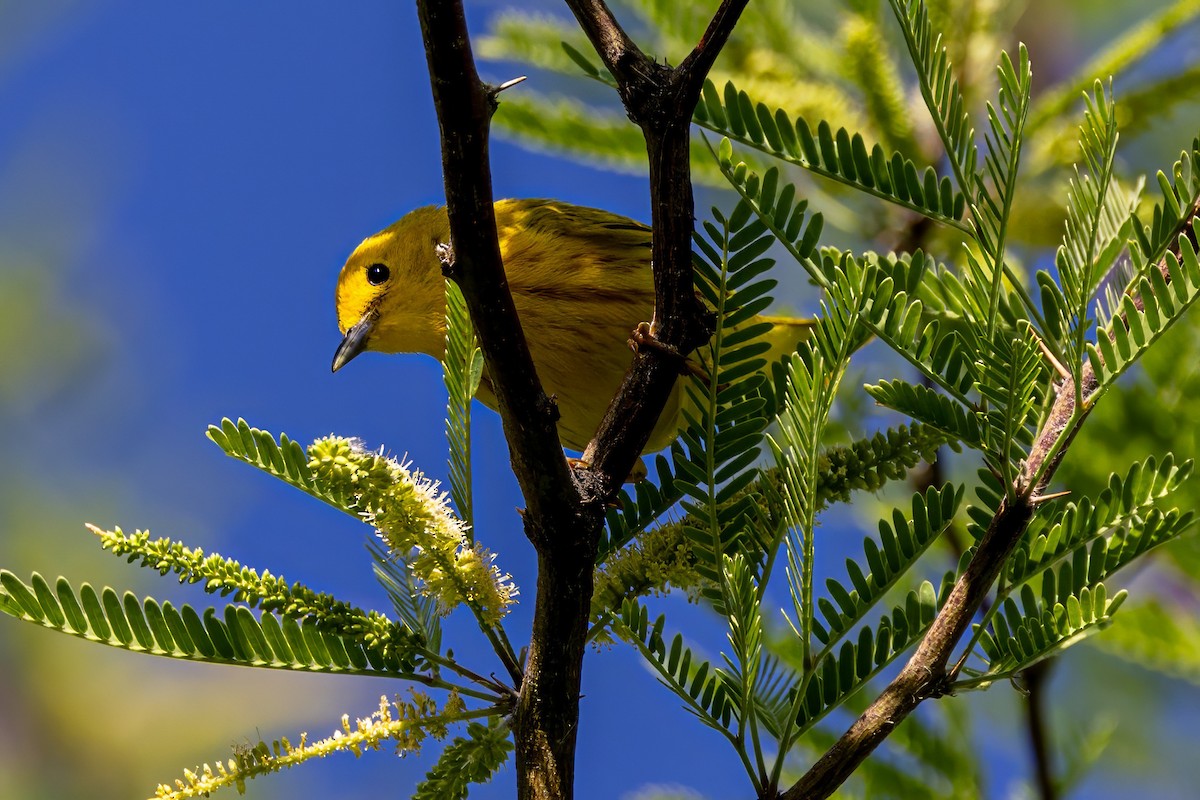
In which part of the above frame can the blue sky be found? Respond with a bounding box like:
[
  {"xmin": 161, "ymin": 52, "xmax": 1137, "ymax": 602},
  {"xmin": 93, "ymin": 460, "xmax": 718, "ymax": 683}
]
[{"xmin": 3, "ymin": 2, "xmax": 1200, "ymax": 799}]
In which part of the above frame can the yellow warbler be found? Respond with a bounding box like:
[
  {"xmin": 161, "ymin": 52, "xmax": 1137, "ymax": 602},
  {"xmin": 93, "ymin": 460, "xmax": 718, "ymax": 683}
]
[{"xmin": 332, "ymin": 199, "xmax": 812, "ymax": 453}]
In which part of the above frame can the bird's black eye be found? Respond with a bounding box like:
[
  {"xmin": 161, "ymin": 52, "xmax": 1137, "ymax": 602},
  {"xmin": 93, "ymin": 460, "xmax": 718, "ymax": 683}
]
[{"xmin": 366, "ymin": 263, "xmax": 390, "ymax": 285}]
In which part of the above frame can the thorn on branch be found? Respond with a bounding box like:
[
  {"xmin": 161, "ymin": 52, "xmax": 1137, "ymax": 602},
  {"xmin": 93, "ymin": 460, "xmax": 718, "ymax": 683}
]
[
  {"xmin": 1032, "ymin": 331, "xmax": 1071, "ymax": 381},
  {"xmin": 485, "ymin": 75, "xmax": 527, "ymax": 113},
  {"xmin": 494, "ymin": 75, "xmax": 528, "ymax": 93},
  {"xmin": 1031, "ymin": 489, "xmax": 1071, "ymax": 505}
]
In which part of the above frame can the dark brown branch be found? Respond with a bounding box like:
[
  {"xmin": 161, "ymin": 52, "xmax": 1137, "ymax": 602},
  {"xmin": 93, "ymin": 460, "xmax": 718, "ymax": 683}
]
[
  {"xmin": 561, "ymin": 0, "xmax": 647, "ymax": 89},
  {"xmin": 1023, "ymin": 660, "xmax": 1058, "ymax": 800},
  {"xmin": 415, "ymin": 1, "xmax": 582, "ymax": 542},
  {"xmin": 415, "ymin": 3, "xmax": 602, "ymax": 797},
  {"xmin": 567, "ymin": 0, "xmax": 750, "ymax": 501},
  {"xmin": 675, "ymin": 0, "xmax": 750, "ymax": 94}
]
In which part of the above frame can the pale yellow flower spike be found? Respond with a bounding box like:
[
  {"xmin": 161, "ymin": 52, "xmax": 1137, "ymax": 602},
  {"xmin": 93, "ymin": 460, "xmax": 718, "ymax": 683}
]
[
  {"xmin": 306, "ymin": 436, "xmax": 516, "ymax": 623},
  {"xmin": 153, "ymin": 692, "xmax": 479, "ymax": 800}
]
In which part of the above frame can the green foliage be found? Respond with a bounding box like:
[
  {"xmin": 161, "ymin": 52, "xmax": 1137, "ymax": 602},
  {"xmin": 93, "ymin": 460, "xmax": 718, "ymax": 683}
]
[
  {"xmin": 88, "ymin": 525, "xmax": 426, "ymax": 665},
  {"xmin": 674, "ymin": 201, "xmax": 812, "ymax": 606},
  {"xmin": 592, "ymin": 422, "xmax": 951, "ymax": 616},
  {"xmin": 599, "ymin": 450, "xmax": 683, "ymax": 560},
  {"xmin": 0, "ymin": 571, "xmax": 417, "ymax": 677},
  {"xmin": 1090, "ymin": 217, "xmax": 1200, "ymax": 396},
  {"xmin": 1004, "ymin": 456, "xmax": 1194, "ymax": 592},
  {"xmin": 885, "ymin": 0, "xmax": 977, "ymax": 193},
  {"xmin": 789, "ymin": 576, "xmax": 952, "ymax": 736},
  {"xmin": 209, "ymin": 419, "xmax": 516, "ymax": 626},
  {"xmin": 695, "ymin": 80, "xmax": 968, "ymax": 228},
  {"xmin": 612, "ymin": 598, "xmax": 734, "ymax": 735},
  {"xmin": 1041, "ymin": 80, "xmax": 1130, "ymax": 375},
  {"xmin": 443, "ymin": 278, "xmax": 482, "ymax": 528},
  {"xmin": 959, "ymin": 456, "xmax": 1196, "ymax": 684},
  {"xmin": 152, "ymin": 693, "xmax": 490, "ymax": 800},
  {"xmin": 369, "ymin": 538, "xmax": 443, "ymax": 654},
  {"xmin": 1129, "ymin": 141, "xmax": 1200, "ymax": 270},
  {"xmin": 969, "ymin": 326, "xmax": 1044, "ymax": 487},
  {"xmin": 813, "ymin": 484, "xmax": 962, "ymax": 654},
  {"xmin": 713, "ymin": 149, "xmax": 828, "ymax": 289},
  {"xmin": 413, "ymin": 717, "xmax": 513, "ymax": 800},
  {"xmin": 865, "ymin": 379, "xmax": 985, "ymax": 452},
  {"xmin": 972, "ymin": 582, "xmax": 1126, "ymax": 681},
  {"xmin": 585, "ymin": 1, "xmax": 1199, "ymax": 793},
  {"xmin": 968, "ymin": 45, "xmax": 1032, "ymax": 331}
]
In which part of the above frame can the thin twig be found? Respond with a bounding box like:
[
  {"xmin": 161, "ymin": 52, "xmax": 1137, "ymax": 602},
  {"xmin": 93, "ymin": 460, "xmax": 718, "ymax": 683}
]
[
  {"xmin": 1023, "ymin": 659, "xmax": 1059, "ymax": 800},
  {"xmin": 562, "ymin": 0, "xmax": 646, "ymax": 88},
  {"xmin": 566, "ymin": 0, "xmax": 751, "ymax": 501}
]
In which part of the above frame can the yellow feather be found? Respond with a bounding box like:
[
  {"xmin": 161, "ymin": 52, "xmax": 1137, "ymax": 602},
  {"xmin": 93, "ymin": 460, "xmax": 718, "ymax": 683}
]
[{"xmin": 333, "ymin": 199, "xmax": 813, "ymax": 453}]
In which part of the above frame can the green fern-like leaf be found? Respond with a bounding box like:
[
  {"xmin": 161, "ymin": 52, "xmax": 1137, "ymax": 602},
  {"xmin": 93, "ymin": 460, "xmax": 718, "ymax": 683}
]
[
  {"xmin": 1005, "ymin": 455, "xmax": 1194, "ymax": 591},
  {"xmin": 612, "ymin": 599, "xmax": 734, "ymax": 735},
  {"xmin": 840, "ymin": 9, "xmax": 918, "ymax": 156},
  {"xmin": 599, "ymin": 451, "xmax": 682, "ymax": 560},
  {"xmin": 967, "ymin": 46, "xmax": 1032, "ymax": 331},
  {"xmin": 444, "ymin": 279, "xmax": 481, "ymax": 528},
  {"xmin": 962, "ymin": 457, "xmax": 1194, "ymax": 684},
  {"xmin": 813, "ymin": 484, "xmax": 962, "ymax": 658},
  {"xmin": 969, "ymin": 325, "xmax": 1044, "ymax": 486},
  {"xmin": 765, "ymin": 270, "xmax": 871, "ymax": 783},
  {"xmin": 848, "ymin": 251, "xmax": 977, "ymax": 402},
  {"xmin": 885, "ymin": 0, "xmax": 977, "ymax": 194},
  {"xmin": 206, "ymin": 418, "xmax": 325, "ymax": 503},
  {"xmin": 368, "ymin": 538, "xmax": 443, "ymax": 654},
  {"xmin": 412, "ymin": 717, "xmax": 513, "ymax": 800},
  {"xmin": 1046, "ymin": 79, "xmax": 1130, "ymax": 372},
  {"xmin": 792, "ymin": 576, "xmax": 954, "ymax": 736},
  {"xmin": 697, "ymin": 80, "xmax": 967, "ymax": 230},
  {"xmin": 592, "ymin": 423, "xmax": 952, "ymax": 614},
  {"xmin": 711, "ymin": 148, "xmax": 827, "ymax": 288},
  {"xmin": 1089, "ymin": 221, "xmax": 1200, "ymax": 395},
  {"xmin": 675, "ymin": 203, "xmax": 792, "ymax": 605},
  {"xmin": 0, "ymin": 571, "xmax": 420, "ymax": 677},
  {"xmin": 970, "ymin": 582, "xmax": 1127, "ymax": 681},
  {"xmin": 719, "ymin": 552, "xmax": 769, "ymax": 789},
  {"xmin": 1128, "ymin": 140, "xmax": 1200, "ymax": 270},
  {"xmin": 865, "ymin": 378, "xmax": 984, "ymax": 451}
]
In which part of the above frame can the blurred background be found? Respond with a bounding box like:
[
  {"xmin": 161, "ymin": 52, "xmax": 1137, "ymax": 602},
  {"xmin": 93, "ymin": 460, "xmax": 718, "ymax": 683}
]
[{"xmin": 1, "ymin": 1, "xmax": 1199, "ymax": 799}]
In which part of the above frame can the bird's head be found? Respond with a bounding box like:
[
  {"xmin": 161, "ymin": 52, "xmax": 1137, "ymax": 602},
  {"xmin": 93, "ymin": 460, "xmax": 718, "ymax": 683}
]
[{"xmin": 332, "ymin": 206, "xmax": 451, "ymax": 372}]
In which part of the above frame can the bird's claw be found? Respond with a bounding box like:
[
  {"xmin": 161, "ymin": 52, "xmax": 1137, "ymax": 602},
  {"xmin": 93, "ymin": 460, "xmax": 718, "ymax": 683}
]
[
  {"xmin": 567, "ymin": 456, "xmax": 646, "ymax": 490},
  {"xmin": 628, "ymin": 322, "xmax": 707, "ymax": 379}
]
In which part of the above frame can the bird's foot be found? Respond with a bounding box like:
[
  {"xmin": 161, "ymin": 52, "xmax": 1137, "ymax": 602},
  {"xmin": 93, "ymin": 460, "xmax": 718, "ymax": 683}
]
[
  {"xmin": 567, "ymin": 456, "xmax": 647, "ymax": 488},
  {"xmin": 628, "ymin": 322, "xmax": 708, "ymax": 380}
]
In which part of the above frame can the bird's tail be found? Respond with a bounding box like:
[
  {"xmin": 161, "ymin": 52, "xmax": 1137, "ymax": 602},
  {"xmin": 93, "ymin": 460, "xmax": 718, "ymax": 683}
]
[{"xmin": 758, "ymin": 315, "xmax": 818, "ymax": 363}]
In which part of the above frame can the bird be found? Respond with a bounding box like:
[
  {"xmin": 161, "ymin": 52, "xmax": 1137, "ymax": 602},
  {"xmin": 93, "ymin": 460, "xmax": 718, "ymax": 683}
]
[{"xmin": 332, "ymin": 198, "xmax": 813, "ymax": 454}]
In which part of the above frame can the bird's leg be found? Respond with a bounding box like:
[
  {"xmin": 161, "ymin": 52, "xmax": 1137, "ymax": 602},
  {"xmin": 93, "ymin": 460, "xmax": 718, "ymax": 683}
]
[
  {"xmin": 628, "ymin": 322, "xmax": 709, "ymax": 381},
  {"xmin": 566, "ymin": 457, "xmax": 645, "ymax": 490}
]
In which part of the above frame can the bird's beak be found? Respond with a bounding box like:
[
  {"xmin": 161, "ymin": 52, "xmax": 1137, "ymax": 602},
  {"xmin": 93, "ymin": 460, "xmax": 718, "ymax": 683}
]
[{"xmin": 332, "ymin": 316, "xmax": 375, "ymax": 372}]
